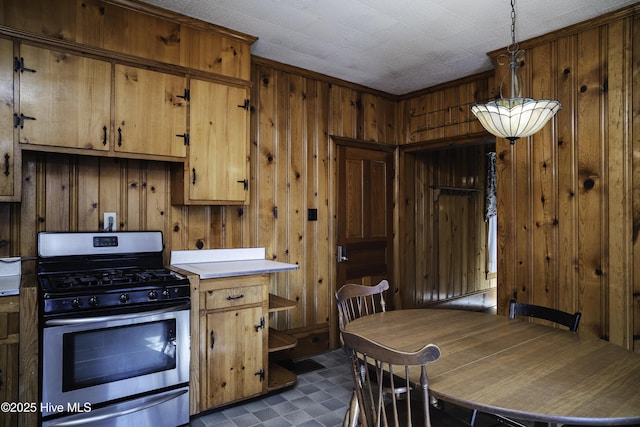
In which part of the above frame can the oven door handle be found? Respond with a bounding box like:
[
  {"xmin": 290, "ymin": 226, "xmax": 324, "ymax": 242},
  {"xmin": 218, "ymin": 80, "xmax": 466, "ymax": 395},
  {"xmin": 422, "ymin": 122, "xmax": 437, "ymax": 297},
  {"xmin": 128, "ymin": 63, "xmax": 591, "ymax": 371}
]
[
  {"xmin": 43, "ymin": 387, "xmax": 188, "ymax": 426},
  {"xmin": 44, "ymin": 303, "xmax": 190, "ymax": 326}
]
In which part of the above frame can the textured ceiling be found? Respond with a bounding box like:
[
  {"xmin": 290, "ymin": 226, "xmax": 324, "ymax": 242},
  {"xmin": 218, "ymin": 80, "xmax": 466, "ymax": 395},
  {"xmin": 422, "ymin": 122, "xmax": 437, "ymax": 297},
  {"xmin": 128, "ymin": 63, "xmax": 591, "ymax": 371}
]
[{"xmin": 139, "ymin": 0, "xmax": 638, "ymax": 95}]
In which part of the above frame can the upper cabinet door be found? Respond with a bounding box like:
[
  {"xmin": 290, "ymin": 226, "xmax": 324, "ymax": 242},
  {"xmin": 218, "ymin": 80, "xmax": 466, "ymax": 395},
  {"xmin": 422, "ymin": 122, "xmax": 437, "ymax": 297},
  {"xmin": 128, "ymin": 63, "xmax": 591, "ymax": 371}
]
[
  {"xmin": 114, "ymin": 65, "xmax": 187, "ymax": 158},
  {"xmin": 188, "ymin": 79, "xmax": 249, "ymax": 204},
  {"xmin": 17, "ymin": 44, "xmax": 111, "ymax": 151},
  {"xmin": 0, "ymin": 38, "xmax": 18, "ymax": 200}
]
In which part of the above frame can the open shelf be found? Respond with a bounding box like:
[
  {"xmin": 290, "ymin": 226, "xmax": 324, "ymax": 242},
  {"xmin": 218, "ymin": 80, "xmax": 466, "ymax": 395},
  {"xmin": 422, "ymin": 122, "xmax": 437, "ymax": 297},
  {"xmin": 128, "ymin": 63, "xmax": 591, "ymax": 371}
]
[
  {"xmin": 267, "ymin": 361, "xmax": 297, "ymax": 391},
  {"xmin": 269, "ymin": 328, "xmax": 298, "ymax": 352},
  {"xmin": 269, "ymin": 294, "xmax": 297, "ymax": 313}
]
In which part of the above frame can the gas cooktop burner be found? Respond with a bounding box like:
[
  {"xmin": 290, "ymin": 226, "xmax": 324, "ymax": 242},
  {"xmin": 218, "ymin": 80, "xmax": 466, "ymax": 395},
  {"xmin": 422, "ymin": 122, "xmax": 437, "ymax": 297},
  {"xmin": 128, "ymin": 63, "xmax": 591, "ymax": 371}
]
[
  {"xmin": 36, "ymin": 231, "xmax": 191, "ymax": 316},
  {"xmin": 41, "ymin": 268, "xmax": 186, "ymax": 291}
]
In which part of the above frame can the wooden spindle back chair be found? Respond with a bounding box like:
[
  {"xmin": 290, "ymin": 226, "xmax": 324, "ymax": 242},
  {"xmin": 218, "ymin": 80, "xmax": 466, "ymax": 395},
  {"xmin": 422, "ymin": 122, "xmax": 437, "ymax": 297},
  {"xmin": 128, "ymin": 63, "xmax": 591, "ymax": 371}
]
[
  {"xmin": 336, "ymin": 280, "xmax": 389, "ymax": 330},
  {"xmin": 341, "ymin": 329, "xmax": 442, "ymax": 427}
]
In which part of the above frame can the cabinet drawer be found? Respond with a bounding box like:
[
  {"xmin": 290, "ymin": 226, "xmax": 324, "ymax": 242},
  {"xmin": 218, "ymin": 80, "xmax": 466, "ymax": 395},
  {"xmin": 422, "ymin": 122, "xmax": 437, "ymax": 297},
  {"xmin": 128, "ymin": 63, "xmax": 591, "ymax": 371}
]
[{"xmin": 203, "ymin": 285, "xmax": 263, "ymax": 310}]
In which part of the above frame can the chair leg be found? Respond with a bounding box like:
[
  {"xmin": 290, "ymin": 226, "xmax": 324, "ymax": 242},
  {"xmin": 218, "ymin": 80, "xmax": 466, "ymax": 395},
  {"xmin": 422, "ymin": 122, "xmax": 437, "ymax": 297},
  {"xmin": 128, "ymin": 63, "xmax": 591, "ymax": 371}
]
[
  {"xmin": 470, "ymin": 409, "xmax": 478, "ymax": 426},
  {"xmin": 343, "ymin": 390, "xmax": 360, "ymax": 427}
]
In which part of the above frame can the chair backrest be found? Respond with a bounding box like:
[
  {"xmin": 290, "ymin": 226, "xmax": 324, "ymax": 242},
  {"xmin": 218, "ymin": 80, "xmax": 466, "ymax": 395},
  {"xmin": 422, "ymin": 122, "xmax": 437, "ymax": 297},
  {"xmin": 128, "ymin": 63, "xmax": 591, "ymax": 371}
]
[
  {"xmin": 341, "ymin": 330, "xmax": 441, "ymax": 427},
  {"xmin": 508, "ymin": 299, "xmax": 581, "ymax": 332},
  {"xmin": 336, "ymin": 280, "xmax": 389, "ymax": 330}
]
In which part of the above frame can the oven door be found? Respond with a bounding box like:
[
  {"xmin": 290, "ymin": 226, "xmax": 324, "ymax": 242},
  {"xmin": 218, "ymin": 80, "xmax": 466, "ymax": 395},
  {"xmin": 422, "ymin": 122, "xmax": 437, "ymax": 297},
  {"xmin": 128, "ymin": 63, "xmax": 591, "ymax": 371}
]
[{"xmin": 41, "ymin": 303, "xmax": 190, "ymax": 418}]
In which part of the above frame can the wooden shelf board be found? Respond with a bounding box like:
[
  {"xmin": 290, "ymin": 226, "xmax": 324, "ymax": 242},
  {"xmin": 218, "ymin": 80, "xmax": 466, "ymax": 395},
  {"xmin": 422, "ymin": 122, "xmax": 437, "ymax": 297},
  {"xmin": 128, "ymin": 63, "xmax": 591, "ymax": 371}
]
[
  {"xmin": 267, "ymin": 361, "xmax": 297, "ymax": 391},
  {"xmin": 269, "ymin": 294, "xmax": 296, "ymax": 313},
  {"xmin": 269, "ymin": 328, "xmax": 298, "ymax": 352}
]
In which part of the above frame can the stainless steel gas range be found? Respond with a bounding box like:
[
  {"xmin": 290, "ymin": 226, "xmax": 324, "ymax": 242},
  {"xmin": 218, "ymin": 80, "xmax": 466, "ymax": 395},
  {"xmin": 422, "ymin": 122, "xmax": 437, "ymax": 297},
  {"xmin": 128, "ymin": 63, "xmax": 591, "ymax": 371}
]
[{"xmin": 36, "ymin": 231, "xmax": 190, "ymax": 427}]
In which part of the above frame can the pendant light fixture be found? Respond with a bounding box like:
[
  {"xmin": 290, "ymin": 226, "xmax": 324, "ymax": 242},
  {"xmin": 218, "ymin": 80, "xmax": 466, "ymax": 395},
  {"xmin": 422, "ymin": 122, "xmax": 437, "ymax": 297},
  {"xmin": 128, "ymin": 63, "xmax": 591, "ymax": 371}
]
[{"xmin": 471, "ymin": 0, "xmax": 561, "ymax": 144}]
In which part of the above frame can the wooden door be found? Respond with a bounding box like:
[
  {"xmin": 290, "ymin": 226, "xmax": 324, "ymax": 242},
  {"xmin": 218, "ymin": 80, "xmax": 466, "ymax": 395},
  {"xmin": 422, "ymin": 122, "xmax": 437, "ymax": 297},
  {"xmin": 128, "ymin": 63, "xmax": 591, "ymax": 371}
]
[
  {"xmin": 336, "ymin": 142, "xmax": 394, "ymax": 310},
  {"xmin": 202, "ymin": 306, "xmax": 264, "ymax": 409},
  {"xmin": 188, "ymin": 79, "xmax": 249, "ymax": 203},
  {"xmin": 114, "ymin": 65, "xmax": 187, "ymax": 158},
  {"xmin": 18, "ymin": 44, "xmax": 111, "ymax": 151},
  {"xmin": 0, "ymin": 38, "xmax": 18, "ymax": 200}
]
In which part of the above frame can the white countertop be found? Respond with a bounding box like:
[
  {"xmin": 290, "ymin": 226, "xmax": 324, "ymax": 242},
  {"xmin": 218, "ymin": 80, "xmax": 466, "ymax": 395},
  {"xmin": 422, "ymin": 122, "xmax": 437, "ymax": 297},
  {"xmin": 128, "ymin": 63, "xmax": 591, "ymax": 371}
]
[
  {"xmin": 0, "ymin": 257, "xmax": 21, "ymax": 296},
  {"xmin": 170, "ymin": 248, "xmax": 299, "ymax": 279}
]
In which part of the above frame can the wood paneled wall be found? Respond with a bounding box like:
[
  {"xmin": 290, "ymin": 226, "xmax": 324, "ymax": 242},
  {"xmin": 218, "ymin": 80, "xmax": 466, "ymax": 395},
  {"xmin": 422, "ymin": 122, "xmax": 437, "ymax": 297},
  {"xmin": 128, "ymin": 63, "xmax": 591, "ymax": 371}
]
[
  {"xmin": 248, "ymin": 59, "xmax": 397, "ymax": 334},
  {"xmin": 494, "ymin": 7, "xmax": 640, "ymax": 349}
]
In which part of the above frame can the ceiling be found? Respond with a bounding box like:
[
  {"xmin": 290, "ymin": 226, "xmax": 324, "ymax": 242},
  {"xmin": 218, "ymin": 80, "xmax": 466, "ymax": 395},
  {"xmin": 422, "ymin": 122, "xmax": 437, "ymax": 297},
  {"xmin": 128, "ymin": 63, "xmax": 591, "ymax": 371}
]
[{"xmin": 139, "ymin": 0, "xmax": 638, "ymax": 95}]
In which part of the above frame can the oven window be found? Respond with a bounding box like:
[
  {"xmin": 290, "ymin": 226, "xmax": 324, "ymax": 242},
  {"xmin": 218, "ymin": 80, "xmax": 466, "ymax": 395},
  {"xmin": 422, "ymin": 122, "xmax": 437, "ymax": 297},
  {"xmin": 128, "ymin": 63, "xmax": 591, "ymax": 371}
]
[{"xmin": 62, "ymin": 320, "xmax": 177, "ymax": 392}]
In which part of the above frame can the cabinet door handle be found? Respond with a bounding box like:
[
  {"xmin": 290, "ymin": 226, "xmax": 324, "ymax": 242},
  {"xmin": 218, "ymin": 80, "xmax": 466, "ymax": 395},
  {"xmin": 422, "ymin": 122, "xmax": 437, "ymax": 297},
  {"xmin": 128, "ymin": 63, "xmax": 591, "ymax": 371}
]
[
  {"xmin": 117, "ymin": 127, "xmax": 122, "ymax": 146},
  {"xmin": 102, "ymin": 126, "xmax": 107, "ymax": 146},
  {"xmin": 4, "ymin": 154, "xmax": 9, "ymax": 176},
  {"xmin": 192, "ymin": 168, "xmax": 196, "ymax": 185},
  {"xmin": 237, "ymin": 179, "xmax": 248, "ymax": 190},
  {"xmin": 210, "ymin": 330, "xmax": 215, "ymax": 349}
]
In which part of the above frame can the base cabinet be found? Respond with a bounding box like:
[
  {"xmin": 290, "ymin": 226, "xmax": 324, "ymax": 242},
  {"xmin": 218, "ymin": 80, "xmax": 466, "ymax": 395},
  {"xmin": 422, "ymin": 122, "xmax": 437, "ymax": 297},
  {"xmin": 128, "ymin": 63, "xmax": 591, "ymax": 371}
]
[
  {"xmin": 190, "ymin": 274, "xmax": 268, "ymax": 415},
  {"xmin": 187, "ymin": 273, "xmax": 300, "ymax": 415}
]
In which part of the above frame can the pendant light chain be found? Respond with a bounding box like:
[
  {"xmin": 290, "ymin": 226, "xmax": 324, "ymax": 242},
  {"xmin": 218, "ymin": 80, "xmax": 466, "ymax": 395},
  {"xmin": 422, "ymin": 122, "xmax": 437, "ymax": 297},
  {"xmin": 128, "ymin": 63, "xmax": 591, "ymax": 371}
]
[{"xmin": 508, "ymin": 0, "xmax": 518, "ymax": 54}]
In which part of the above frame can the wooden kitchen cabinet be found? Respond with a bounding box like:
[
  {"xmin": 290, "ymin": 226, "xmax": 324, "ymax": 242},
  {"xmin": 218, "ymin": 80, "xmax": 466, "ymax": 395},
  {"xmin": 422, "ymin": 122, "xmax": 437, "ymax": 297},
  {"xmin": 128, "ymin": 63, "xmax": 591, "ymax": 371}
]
[
  {"xmin": 114, "ymin": 65, "xmax": 187, "ymax": 158},
  {"xmin": 0, "ymin": 37, "xmax": 19, "ymax": 201},
  {"xmin": 192, "ymin": 275, "xmax": 268, "ymax": 413},
  {"xmin": 172, "ymin": 79, "xmax": 250, "ymax": 205},
  {"xmin": 16, "ymin": 44, "xmax": 111, "ymax": 152},
  {"xmin": 16, "ymin": 44, "xmax": 188, "ymax": 160},
  {"xmin": 0, "ymin": 296, "xmax": 19, "ymax": 427}
]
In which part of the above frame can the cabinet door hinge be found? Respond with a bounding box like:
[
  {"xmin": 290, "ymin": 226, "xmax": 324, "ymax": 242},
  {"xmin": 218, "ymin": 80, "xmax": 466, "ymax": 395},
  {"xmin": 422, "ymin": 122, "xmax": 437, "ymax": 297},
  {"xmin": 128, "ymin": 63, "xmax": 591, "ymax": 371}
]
[
  {"xmin": 237, "ymin": 99, "xmax": 249, "ymax": 110},
  {"xmin": 177, "ymin": 89, "xmax": 190, "ymax": 102},
  {"xmin": 254, "ymin": 316, "xmax": 265, "ymax": 332},
  {"xmin": 13, "ymin": 113, "xmax": 36, "ymax": 128},
  {"xmin": 255, "ymin": 369, "xmax": 265, "ymax": 382},
  {"xmin": 13, "ymin": 57, "xmax": 36, "ymax": 73},
  {"xmin": 176, "ymin": 133, "xmax": 190, "ymax": 145},
  {"xmin": 236, "ymin": 179, "xmax": 248, "ymax": 190}
]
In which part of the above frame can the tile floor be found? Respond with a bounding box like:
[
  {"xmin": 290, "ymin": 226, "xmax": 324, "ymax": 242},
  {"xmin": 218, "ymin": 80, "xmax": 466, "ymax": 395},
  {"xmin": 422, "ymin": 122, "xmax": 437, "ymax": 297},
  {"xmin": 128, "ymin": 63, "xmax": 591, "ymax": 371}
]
[{"xmin": 190, "ymin": 349, "xmax": 354, "ymax": 427}]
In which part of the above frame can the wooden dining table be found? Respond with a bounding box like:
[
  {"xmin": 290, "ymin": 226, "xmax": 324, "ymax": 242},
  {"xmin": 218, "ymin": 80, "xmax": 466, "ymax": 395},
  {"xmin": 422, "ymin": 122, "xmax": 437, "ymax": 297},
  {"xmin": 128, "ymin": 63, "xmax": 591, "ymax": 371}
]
[{"xmin": 343, "ymin": 308, "xmax": 640, "ymax": 426}]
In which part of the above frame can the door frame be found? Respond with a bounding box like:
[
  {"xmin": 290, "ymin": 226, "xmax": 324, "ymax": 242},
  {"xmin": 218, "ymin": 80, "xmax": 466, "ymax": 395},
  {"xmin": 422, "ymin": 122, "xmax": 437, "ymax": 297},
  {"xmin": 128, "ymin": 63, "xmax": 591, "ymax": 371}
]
[{"xmin": 329, "ymin": 135, "xmax": 397, "ymax": 348}]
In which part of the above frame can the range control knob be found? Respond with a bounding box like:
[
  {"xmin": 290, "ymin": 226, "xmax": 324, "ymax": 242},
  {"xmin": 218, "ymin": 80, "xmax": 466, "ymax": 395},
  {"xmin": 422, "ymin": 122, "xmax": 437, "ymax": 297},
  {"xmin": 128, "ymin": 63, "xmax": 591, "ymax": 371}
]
[
  {"xmin": 72, "ymin": 298, "xmax": 82, "ymax": 309},
  {"xmin": 162, "ymin": 289, "xmax": 171, "ymax": 299},
  {"xmin": 88, "ymin": 296, "xmax": 99, "ymax": 307},
  {"xmin": 148, "ymin": 290, "xmax": 158, "ymax": 300},
  {"xmin": 119, "ymin": 293, "xmax": 130, "ymax": 304}
]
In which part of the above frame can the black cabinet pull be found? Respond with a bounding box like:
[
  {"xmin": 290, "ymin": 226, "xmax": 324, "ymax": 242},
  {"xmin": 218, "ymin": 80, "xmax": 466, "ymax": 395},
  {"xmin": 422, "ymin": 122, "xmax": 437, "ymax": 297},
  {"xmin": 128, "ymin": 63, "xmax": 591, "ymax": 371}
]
[
  {"xmin": 226, "ymin": 294, "xmax": 244, "ymax": 301},
  {"xmin": 237, "ymin": 99, "xmax": 249, "ymax": 110},
  {"xmin": 192, "ymin": 168, "xmax": 196, "ymax": 185},
  {"xmin": 117, "ymin": 127, "xmax": 122, "ymax": 146},
  {"xmin": 3, "ymin": 154, "xmax": 9, "ymax": 176},
  {"xmin": 237, "ymin": 179, "xmax": 248, "ymax": 190},
  {"xmin": 210, "ymin": 330, "xmax": 215, "ymax": 349},
  {"xmin": 102, "ymin": 126, "xmax": 107, "ymax": 146}
]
